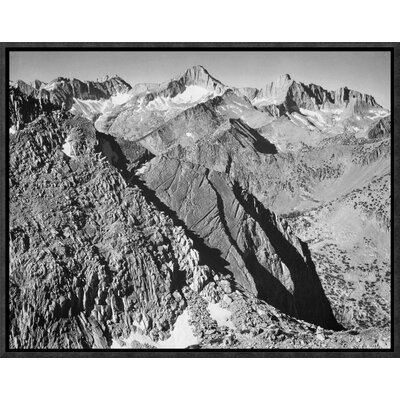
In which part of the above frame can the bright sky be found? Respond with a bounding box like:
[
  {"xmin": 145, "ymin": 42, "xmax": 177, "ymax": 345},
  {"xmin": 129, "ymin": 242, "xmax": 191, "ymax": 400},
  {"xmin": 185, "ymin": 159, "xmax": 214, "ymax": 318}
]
[{"xmin": 10, "ymin": 51, "xmax": 391, "ymax": 109}]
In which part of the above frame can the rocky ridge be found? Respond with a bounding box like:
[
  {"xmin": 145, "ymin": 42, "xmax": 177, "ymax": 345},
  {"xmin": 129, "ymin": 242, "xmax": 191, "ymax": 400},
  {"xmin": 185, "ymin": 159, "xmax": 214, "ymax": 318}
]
[
  {"xmin": 10, "ymin": 76, "xmax": 132, "ymax": 128},
  {"xmin": 252, "ymin": 73, "xmax": 380, "ymax": 115},
  {"xmin": 9, "ymin": 114, "xmax": 221, "ymax": 348}
]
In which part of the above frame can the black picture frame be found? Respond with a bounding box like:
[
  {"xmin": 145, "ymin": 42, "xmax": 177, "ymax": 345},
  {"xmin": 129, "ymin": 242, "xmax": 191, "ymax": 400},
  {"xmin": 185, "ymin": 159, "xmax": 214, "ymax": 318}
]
[{"xmin": 1, "ymin": 42, "xmax": 398, "ymax": 358}]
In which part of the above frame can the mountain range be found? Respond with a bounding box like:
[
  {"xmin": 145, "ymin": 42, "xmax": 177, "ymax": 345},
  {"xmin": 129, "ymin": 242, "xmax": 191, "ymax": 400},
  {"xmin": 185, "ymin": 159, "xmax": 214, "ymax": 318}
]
[{"xmin": 8, "ymin": 65, "xmax": 391, "ymax": 349}]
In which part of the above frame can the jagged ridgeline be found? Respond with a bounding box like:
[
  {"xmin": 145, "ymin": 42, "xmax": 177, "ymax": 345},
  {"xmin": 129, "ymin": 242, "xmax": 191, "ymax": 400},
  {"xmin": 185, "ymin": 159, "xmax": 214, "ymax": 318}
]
[{"xmin": 9, "ymin": 66, "xmax": 391, "ymax": 349}]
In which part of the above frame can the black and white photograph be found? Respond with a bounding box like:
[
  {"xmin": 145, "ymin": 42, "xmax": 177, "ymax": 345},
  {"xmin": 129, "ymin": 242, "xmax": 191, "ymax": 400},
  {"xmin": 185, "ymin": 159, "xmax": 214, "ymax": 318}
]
[{"xmin": 4, "ymin": 47, "xmax": 394, "ymax": 352}]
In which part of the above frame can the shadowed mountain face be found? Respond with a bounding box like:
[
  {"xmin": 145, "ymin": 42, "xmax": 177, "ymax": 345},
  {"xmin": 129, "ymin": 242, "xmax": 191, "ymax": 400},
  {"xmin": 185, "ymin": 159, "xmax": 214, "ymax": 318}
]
[
  {"xmin": 9, "ymin": 86, "xmax": 61, "ymax": 129},
  {"xmin": 141, "ymin": 154, "xmax": 341, "ymax": 330},
  {"xmin": 9, "ymin": 65, "xmax": 391, "ymax": 349}
]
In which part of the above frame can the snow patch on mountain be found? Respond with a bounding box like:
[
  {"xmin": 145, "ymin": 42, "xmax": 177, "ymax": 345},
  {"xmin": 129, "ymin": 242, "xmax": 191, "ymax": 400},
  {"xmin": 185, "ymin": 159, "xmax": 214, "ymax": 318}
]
[
  {"xmin": 207, "ymin": 302, "xmax": 235, "ymax": 329},
  {"xmin": 157, "ymin": 310, "xmax": 198, "ymax": 348},
  {"xmin": 367, "ymin": 109, "xmax": 390, "ymax": 120},
  {"xmin": 111, "ymin": 309, "xmax": 198, "ymax": 349},
  {"xmin": 111, "ymin": 92, "xmax": 132, "ymax": 105},
  {"xmin": 172, "ymin": 85, "xmax": 213, "ymax": 104},
  {"xmin": 300, "ymin": 108, "xmax": 326, "ymax": 124},
  {"xmin": 71, "ymin": 98, "xmax": 108, "ymax": 116},
  {"xmin": 62, "ymin": 137, "xmax": 75, "ymax": 158},
  {"xmin": 136, "ymin": 163, "xmax": 151, "ymax": 175},
  {"xmin": 42, "ymin": 81, "xmax": 59, "ymax": 91},
  {"xmin": 252, "ymin": 97, "xmax": 279, "ymax": 107},
  {"xmin": 291, "ymin": 112, "xmax": 310, "ymax": 126},
  {"xmin": 71, "ymin": 93, "xmax": 133, "ymax": 119}
]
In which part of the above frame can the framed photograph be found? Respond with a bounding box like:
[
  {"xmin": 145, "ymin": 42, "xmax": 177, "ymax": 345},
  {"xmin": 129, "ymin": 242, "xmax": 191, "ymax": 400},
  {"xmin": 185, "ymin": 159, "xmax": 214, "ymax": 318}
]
[{"xmin": 1, "ymin": 43, "xmax": 397, "ymax": 357}]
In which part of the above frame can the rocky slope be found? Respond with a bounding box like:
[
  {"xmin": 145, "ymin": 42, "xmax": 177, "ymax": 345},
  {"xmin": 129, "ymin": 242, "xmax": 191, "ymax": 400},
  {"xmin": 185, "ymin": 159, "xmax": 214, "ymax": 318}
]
[
  {"xmin": 9, "ymin": 113, "xmax": 222, "ymax": 348},
  {"xmin": 8, "ymin": 112, "xmax": 356, "ymax": 349},
  {"xmin": 283, "ymin": 159, "xmax": 390, "ymax": 329}
]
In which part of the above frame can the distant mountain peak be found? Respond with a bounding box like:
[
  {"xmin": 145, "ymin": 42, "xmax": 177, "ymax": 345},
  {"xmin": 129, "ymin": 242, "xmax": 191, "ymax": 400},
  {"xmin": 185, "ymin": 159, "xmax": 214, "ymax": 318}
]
[
  {"xmin": 147, "ymin": 64, "xmax": 228, "ymax": 101},
  {"xmin": 278, "ymin": 73, "xmax": 292, "ymax": 81},
  {"xmin": 251, "ymin": 72, "xmax": 383, "ymax": 115},
  {"xmin": 252, "ymin": 73, "xmax": 294, "ymax": 107},
  {"xmin": 98, "ymin": 74, "xmax": 126, "ymax": 83},
  {"xmin": 178, "ymin": 65, "xmax": 225, "ymax": 90},
  {"xmin": 181, "ymin": 65, "xmax": 210, "ymax": 77},
  {"xmin": 186, "ymin": 64, "xmax": 208, "ymax": 73},
  {"xmin": 270, "ymin": 73, "xmax": 293, "ymax": 87}
]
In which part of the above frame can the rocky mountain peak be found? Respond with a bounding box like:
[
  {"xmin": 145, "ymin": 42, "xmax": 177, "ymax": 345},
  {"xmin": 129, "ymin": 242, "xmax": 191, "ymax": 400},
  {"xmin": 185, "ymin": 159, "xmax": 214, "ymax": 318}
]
[
  {"xmin": 49, "ymin": 76, "xmax": 69, "ymax": 85},
  {"xmin": 97, "ymin": 74, "xmax": 129, "ymax": 85},
  {"xmin": 277, "ymin": 73, "xmax": 292, "ymax": 84},
  {"xmin": 140, "ymin": 65, "xmax": 227, "ymax": 103},
  {"xmin": 178, "ymin": 65, "xmax": 226, "ymax": 92},
  {"xmin": 33, "ymin": 79, "xmax": 43, "ymax": 89},
  {"xmin": 13, "ymin": 80, "xmax": 37, "ymax": 97},
  {"xmin": 270, "ymin": 73, "xmax": 293, "ymax": 87},
  {"xmin": 252, "ymin": 72, "xmax": 383, "ymax": 118},
  {"xmin": 333, "ymin": 86, "xmax": 379, "ymax": 108},
  {"xmin": 181, "ymin": 65, "xmax": 212, "ymax": 80},
  {"xmin": 253, "ymin": 73, "xmax": 294, "ymax": 106}
]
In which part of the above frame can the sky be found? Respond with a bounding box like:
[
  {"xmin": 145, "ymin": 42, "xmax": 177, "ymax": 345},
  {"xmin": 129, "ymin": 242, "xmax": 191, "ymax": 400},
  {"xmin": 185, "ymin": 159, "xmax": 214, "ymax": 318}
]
[{"xmin": 10, "ymin": 51, "xmax": 391, "ymax": 109}]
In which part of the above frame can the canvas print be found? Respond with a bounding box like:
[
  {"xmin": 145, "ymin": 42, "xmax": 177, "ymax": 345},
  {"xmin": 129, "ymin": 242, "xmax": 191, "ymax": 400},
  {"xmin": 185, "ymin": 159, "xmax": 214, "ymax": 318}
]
[{"xmin": 8, "ymin": 50, "xmax": 392, "ymax": 350}]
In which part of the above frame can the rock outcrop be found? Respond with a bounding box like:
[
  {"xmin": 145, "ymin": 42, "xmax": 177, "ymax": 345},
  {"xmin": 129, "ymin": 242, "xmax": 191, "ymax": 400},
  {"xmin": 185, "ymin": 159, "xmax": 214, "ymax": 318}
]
[
  {"xmin": 367, "ymin": 115, "xmax": 391, "ymax": 139},
  {"xmin": 9, "ymin": 85, "xmax": 61, "ymax": 129}
]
